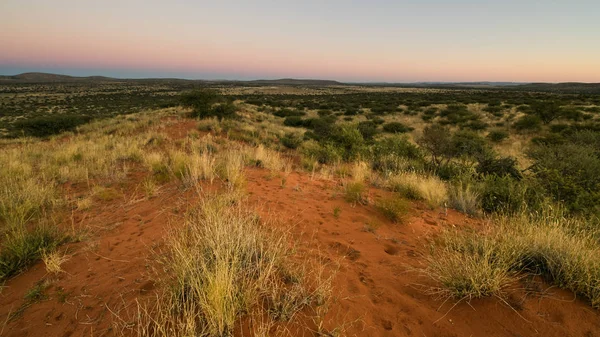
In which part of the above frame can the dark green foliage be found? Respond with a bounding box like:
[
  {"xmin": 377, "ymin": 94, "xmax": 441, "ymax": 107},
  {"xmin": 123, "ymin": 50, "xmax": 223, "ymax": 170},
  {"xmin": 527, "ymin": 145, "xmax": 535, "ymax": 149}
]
[
  {"xmin": 463, "ymin": 120, "xmax": 489, "ymax": 131},
  {"xmin": 514, "ymin": 114, "xmax": 542, "ymax": 131},
  {"xmin": 528, "ymin": 101, "xmax": 562, "ymax": 124},
  {"xmin": 283, "ymin": 116, "xmax": 305, "ymax": 127},
  {"xmin": 306, "ymin": 116, "xmax": 337, "ymax": 139},
  {"xmin": 301, "ymin": 142, "xmax": 342, "ymax": 164},
  {"xmin": 480, "ymin": 175, "xmax": 545, "ymax": 214},
  {"xmin": 550, "ymin": 124, "xmax": 570, "ymax": 133},
  {"xmin": 273, "ymin": 108, "xmax": 305, "ymax": 117},
  {"xmin": 439, "ymin": 104, "xmax": 481, "ymax": 126},
  {"xmin": 382, "ymin": 122, "xmax": 413, "ymax": 134},
  {"xmin": 13, "ymin": 114, "xmax": 92, "ymax": 137},
  {"xmin": 476, "ymin": 156, "xmax": 522, "ymax": 180},
  {"xmin": 528, "ymin": 132, "xmax": 600, "ymax": 215},
  {"xmin": 371, "ymin": 135, "xmax": 424, "ymax": 172},
  {"xmin": 180, "ymin": 89, "xmax": 218, "ymax": 116},
  {"xmin": 487, "ymin": 130, "xmax": 509, "ymax": 142},
  {"xmin": 280, "ymin": 133, "xmax": 303, "ymax": 149},
  {"xmin": 330, "ymin": 124, "xmax": 366, "ymax": 161},
  {"xmin": 417, "ymin": 124, "xmax": 453, "ymax": 167},
  {"xmin": 0, "ymin": 226, "xmax": 65, "ymax": 281},
  {"xmin": 180, "ymin": 89, "xmax": 238, "ymax": 120},
  {"xmin": 357, "ymin": 121, "xmax": 379, "ymax": 140},
  {"xmin": 449, "ymin": 130, "xmax": 490, "ymax": 163}
]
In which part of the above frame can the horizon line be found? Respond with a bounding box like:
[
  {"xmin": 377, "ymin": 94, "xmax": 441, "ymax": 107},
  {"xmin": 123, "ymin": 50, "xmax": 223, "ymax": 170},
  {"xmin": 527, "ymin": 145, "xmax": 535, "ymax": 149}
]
[{"xmin": 2, "ymin": 71, "xmax": 583, "ymax": 85}]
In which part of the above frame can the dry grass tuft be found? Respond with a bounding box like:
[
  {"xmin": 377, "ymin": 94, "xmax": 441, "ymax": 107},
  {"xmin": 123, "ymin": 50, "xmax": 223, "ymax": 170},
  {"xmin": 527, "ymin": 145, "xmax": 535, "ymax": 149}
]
[
  {"xmin": 42, "ymin": 250, "xmax": 69, "ymax": 274},
  {"xmin": 125, "ymin": 192, "xmax": 332, "ymax": 336},
  {"xmin": 375, "ymin": 196, "xmax": 410, "ymax": 223},
  {"xmin": 422, "ymin": 209, "xmax": 600, "ymax": 307},
  {"xmin": 448, "ymin": 181, "xmax": 480, "ymax": 216},
  {"xmin": 388, "ymin": 171, "xmax": 447, "ymax": 209}
]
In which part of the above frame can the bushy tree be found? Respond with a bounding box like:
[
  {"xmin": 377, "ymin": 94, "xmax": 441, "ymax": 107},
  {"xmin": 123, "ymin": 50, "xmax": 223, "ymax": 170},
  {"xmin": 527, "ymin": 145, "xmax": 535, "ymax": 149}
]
[{"xmin": 180, "ymin": 89, "xmax": 237, "ymax": 119}]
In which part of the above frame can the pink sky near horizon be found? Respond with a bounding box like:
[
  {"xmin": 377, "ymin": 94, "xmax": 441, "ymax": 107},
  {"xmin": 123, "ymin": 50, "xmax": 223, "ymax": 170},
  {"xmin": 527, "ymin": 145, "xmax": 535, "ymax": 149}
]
[{"xmin": 2, "ymin": 1, "xmax": 599, "ymax": 82}]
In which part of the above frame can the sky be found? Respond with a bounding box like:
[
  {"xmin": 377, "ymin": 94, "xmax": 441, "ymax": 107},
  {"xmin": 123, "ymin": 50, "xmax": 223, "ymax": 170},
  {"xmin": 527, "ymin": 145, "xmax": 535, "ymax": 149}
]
[{"xmin": 1, "ymin": 0, "xmax": 599, "ymax": 83}]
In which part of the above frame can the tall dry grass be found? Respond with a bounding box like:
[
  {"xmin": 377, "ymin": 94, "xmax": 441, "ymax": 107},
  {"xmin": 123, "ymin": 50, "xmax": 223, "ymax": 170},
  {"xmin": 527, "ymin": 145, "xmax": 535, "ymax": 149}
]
[
  {"xmin": 423, "ymin": 208, "xmax": 600, "ymax": 307},
  {"xmin": 129, "ymin": 192, "xmax": 332, "ymax": 336},
  {"xmin": 387, "ymin": 171, "xmax": 448, "ymax": 209}
]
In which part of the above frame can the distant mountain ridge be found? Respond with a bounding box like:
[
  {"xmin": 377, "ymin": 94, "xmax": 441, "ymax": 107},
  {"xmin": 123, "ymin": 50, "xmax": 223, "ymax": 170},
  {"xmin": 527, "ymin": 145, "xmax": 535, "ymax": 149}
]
[
  {"xmin": 0, "ymin": 72, "xmax": 116, "ymax": 82},
  {"xmin": 1, "ymin": 72, "xmax": 599, "ymax": 94},
  {"xmin": 0, "ymin": 73, "xmax": 341, "ymax": 85}
]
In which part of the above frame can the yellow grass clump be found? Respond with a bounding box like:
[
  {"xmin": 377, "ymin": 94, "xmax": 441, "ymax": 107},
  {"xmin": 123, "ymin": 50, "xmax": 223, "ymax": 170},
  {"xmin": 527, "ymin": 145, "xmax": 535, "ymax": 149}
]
[{"xmin": 387, "ymin": 171, "xmax": 448, "ymax": 209}]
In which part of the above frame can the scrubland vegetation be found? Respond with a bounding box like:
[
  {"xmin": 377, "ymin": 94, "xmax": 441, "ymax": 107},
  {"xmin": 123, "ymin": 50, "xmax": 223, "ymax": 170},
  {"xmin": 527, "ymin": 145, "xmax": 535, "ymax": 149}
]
[{"xmin": 1, "ymin": 81, "xmax": 600, "ymax": 335}]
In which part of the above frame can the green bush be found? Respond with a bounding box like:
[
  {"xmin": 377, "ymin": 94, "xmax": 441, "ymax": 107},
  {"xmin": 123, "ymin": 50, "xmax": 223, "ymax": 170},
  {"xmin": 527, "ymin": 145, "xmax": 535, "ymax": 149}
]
[
  {"xmin": 487, "ymin": 130, "xmax": 509, "ymax": 142},
  {"xmin": 280, "ymin": 133, "xmax": 303, "ymax": 149},
  {"xmin": 514, "ymin": 114, "xmax": 542, "ymax": 131},
  {"xmin": 357, "ymin": 121, "xmax": 379, "ymax": 140},
  {"xmin": 273, "ymin": 108, "xmax": 305, "ymax": 117},
  {"xmin": 528, "ymin": 135, "xmax": 600, "ymax": 215},
  {"xmin": 476, "ymin": 156, "xmax": 522, "ymax": 180},
  {"xmin": 382, "ymin": 122, "xmax": 413, "ymax": 133},
  {"xmin": 300, "ymin": 141, "xmax": 342, "ymax": 164},
  {"xmin": 331, "ymin": 124, "xmax": 366, "ymax": 161},
  {"xmin": 13, "ymin": 114, "xmax": 92, "ymax": 137},
  {"xmin": 479, "ymin": 175, "xmax": 542, "ymax": 214},
  {"xmin": 371, "ymin": 136, "xmax": 424, "ymax": 172},
  {"xmin": 283, "ymin": 116, "xmax": 305, "ymax": 127},
  {"xmin": 180, "ymin": 90, "xmax": 237, "ymax": 119}
]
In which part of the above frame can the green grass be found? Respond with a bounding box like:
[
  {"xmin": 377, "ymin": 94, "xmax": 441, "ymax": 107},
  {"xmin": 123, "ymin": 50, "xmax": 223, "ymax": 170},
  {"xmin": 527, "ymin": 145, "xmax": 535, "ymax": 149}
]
[{"xmin": 0, "ymin": 225, "xmax": 66, "ymax": 281}]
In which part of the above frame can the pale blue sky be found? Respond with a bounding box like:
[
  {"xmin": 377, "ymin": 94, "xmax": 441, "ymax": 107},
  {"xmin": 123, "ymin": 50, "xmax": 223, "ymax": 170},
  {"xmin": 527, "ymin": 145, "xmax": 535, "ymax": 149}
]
[{"xmin": 1, "ymin": 0, "xmax": 599, "ymax": 82}]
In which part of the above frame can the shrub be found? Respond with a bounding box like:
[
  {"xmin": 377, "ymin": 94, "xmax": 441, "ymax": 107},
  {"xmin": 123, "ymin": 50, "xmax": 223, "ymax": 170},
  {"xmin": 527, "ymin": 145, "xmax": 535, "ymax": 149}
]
[
  {"xmin": 330, "ymin": 124, "xmax": 366, "ymax": 161},
  {"xmin": 283, "ymin": 116, "xmax": 305, "ymax": 127},
  {"xmin": 280, "ymin": 133, "xmax": 303, "ymax": 149},
  {"xmin": 478, "ymin": 175, "xmax": 541, "ymax": 214},
  {"xmin": 357, "ymin": 121, "xmax": 379, "ymax": 141},
  {"xmin": 344, "ymin": 181, "xmax": 367, "ymax": 204},
  {"xmin": 487, "ymin": 130, "xmax": 509, "ymax": 142},
  {"xmin": 300, "ymin": 140, "xmax": 341, "ymax": 164},
  {"xmin": 514, "ymin": 115, "xmax": 542, "ymax": 131},
  {"xmin": 476, "ymin": 156, "xmax": 522, "ymax": 180},
  {"xmin": 13, "ymin": 114, "xmax": 92, "ymax": 137},
  {"xmin": 181, "ymin": 90, "xmax": 237, "ymax": 119},
  {"xmin": 375, "ymin": 196, "xmax": 410, "ymax": 223},
  {"xmin": 382, "ymin": 122, "xmax": 413, "ymax": 134},
  {"xmin": 273, "ymin": 108, "xmax": 305, "ymax": 117},
  {"xmin": 527, "ymin": 137, "xmax": 600, "ymax": 215}
]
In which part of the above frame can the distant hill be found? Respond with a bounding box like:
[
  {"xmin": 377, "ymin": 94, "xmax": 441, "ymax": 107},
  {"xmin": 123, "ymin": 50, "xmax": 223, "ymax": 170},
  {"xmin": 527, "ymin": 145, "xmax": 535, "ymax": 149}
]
[
  {"xmin": 514, "ymin": 82, "xmax": 600, "ymax": 94},
  {"xmin": 246, "ymin": 78, "xmax": 342, "ymax": 86},
  {"xmin": 0, "ymin": 73, "xmax": 341, "ymax": 86},
  {"xmin": 0, "ymin": 72, "xmax": 116, "ymax": 82},
  {"xmin": 2, "ymin": 72, "xmax": 600, "ymax": 94}
]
